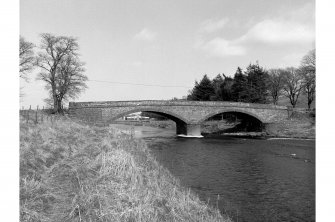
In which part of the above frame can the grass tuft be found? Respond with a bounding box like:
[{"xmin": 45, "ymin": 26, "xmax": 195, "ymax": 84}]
[{"xmin": 20, "ymin": 119, "xmax": 231, "ymax": 222}]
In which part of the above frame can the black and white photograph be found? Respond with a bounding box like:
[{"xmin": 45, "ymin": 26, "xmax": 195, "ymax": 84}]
[{"xmin": 3, "ymin": 0, "xmax": 335, "ymax": 221}]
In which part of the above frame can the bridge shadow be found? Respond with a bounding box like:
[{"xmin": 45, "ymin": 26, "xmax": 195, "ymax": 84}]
[{"xmin": 201, "ymin": 112, "xmax": 264, "ymax": 136}]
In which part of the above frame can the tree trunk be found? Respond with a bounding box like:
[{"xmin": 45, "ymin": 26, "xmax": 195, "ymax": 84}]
[
  {"xmin": 308, "ymin": 98, "xmax": 312, "ymax": 110},
  {"xmin": 56, "ymin": 98, "xmax": 63, "ymax": 114},
  {"xmin": 307, "ymin": 89, "xmax": 314, "ymax": 110},
  {"xmin": 52, "ymin": 95, "xmax": 63, "ymax": 114},
  {"xmin": 53, "ymin": 95, "xmax": 58, "ymax": 114},
  {"xmin": 272, "ymin": 95, "xmax": 278, "ymax": 105},
  {"xmin": 290, "ymin": 96, "xmax": 296, "ymax": 108}
]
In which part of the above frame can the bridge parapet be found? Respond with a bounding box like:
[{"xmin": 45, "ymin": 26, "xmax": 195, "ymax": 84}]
[{"xmin": 69, "ymin": 100, "xmax": 288, "ymax": 110}]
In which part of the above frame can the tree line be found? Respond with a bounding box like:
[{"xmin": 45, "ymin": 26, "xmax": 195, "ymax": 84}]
[
  {"xmin": 20, "ymin": 33, "xmax": 315, "ymax": 114},
  {"xmin": 187, "ymin": 50, "xmax": 315, "ymax": 109},
  {"xmin": 20, "ymin": 34, "xmax": 88, "ymax": 114}
]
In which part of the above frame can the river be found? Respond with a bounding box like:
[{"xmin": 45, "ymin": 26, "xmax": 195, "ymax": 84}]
[{"xmin": 115, "ymin": 124, "xmax": 315, "ymax": 222}]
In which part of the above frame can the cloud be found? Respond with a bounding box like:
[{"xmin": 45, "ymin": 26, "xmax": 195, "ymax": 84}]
[
  {"xmin": 286, "ymin": 2, "xmax": 315, "ymax": 23},
  {"xmin": 280, "ymin": 52, "xmax": 306, "ymax": 67},
  {"xmin": 238, "ymin": 19, "xmax": 314, "ymax": 44},
  {"xmin": 195, "ymin": 2, "xmax": 314, "ymax": 59},
  {"xmin": 195, "ymin": 17, "xmax": 245, "ymax": 57},
  {"xmin": 134, "ymin": 28, "xmax": 157, "ymax": 41},
  {"xmin": 198, "ymin": 37, "xmax": 246, "ymax": 57},
  {"xmin": 198, "ymin": 18, "xmax": 229, "ymax": 33},
  {"xmin": 131, "ymin": 61, "xmax": 143, "ymax": 67}
]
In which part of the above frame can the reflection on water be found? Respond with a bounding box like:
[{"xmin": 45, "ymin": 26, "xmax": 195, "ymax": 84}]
[{"xmin": 114, "ymin": 124, "xmax": 315, "ymax": 222}]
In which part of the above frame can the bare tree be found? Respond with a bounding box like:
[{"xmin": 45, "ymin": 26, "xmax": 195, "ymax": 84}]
[
  {"xmin": 299, "ymin": 49, "xmax": 316, "ymax": 109},
  {"xmin": 36, "ymin": 33, "xmax": 88, "ymax": 114},
  {"xmin": 19, "ymin": 36, "xmax": 35, "ymax": 81},
  {"xmin": 267, "ymin": 68, "xmax": 285, "ymax": 105},
  {"xmin": 282, "ymin": 67, "xmax": 304, "ymax": 108}
]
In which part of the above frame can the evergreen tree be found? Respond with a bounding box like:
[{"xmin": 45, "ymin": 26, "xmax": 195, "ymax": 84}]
[
  {"xmin": 220, "ymin": 76, "xmax": 234, "ymax": 101},
  {"xmin": 231, "ymin": 67, "xmax": 248, "ymax": 102},
  {"xmin": 244, "ymin": 63, "xmax": 269, "ymax": 103},
  {"xmin": 212, "ymin": 74, "xmax": 225, "ymax": 100},
  {"xmin": 187, "ymin": 74, "xmax": 215, "ymax": 101}
]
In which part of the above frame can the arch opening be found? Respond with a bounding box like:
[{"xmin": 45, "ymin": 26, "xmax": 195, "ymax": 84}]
[
  {"xmin": 108, "ymin": 109, "xmax": 189, "ymax": 135},
  {"xmin": 110, "ymin": 109, "xmax": 187, "ymax": 124},
  {"xmin": 201, "ymin": 111, "xmax": 264, "ymax": 134}
]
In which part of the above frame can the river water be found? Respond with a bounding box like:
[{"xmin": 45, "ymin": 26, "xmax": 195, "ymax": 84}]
[{"xmin": 116, "ymin": 124, "xmax": 315, "ymax": 222}]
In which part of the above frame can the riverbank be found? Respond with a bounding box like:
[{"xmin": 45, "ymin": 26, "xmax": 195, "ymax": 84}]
[
  {"xmin": 265, "ymin": 112, "xmax": 315, "ymax": 139},
  {"xmin": 20, "ymin": 118, "xmax": 231, "ymax": 221}
]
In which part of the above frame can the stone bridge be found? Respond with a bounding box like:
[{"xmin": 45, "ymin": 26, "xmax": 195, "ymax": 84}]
[{"xmin": 68, "ymin": 100, "xmax": 290, "ymax": 137}]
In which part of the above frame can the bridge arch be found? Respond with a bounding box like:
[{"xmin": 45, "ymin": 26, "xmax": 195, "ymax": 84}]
[
  {"xmin": 108, "ymin": 107, "xmax": 192, "ymax": 135},
  {"xmin": 198, "ymin": 108, "xmax": 265, "ymax": 124},
  {"xmin": 108, "ymin": 107, "xmax": 189, "ymax": 125}
]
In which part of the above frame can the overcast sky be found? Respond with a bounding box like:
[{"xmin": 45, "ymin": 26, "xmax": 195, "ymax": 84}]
[{"xmin": 20, "ymin": 0, "xmax": 315, "ymax": 107}]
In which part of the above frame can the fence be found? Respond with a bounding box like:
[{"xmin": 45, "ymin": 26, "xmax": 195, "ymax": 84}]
[{"xmin": 20, "ymin": 105, "xmax": 60, "ymax": 124}]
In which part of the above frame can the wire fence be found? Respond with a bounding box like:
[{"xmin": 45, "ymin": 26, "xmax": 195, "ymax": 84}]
[{"xmin": 20, "ymin": 105, "xmax": 61, "ymax": 124}]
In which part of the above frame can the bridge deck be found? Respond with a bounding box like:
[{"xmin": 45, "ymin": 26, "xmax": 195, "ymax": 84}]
[{"xmin": 69, "ymin": 100, "xmax": 288, "ymax": 110}]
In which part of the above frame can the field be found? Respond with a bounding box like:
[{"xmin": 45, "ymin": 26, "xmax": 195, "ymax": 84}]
[{"xmin": 20, "ymin": 117, "xmax": 231, "ymax": 222}]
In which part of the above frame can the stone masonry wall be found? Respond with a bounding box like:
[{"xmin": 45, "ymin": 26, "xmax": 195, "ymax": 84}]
[{"xmin": 69, "ymin": 100, "xmax": 289, "ymax": 125}]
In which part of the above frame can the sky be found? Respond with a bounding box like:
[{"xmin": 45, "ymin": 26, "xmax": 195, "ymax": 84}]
[{"xmin": 20, "ymin": 0, "xmax": 315, "ymax": 108}]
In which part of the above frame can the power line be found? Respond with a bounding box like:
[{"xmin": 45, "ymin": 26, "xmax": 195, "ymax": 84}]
[{"xmin": 88, "ymin": 79, "xmax": 192, "ymax": 88}]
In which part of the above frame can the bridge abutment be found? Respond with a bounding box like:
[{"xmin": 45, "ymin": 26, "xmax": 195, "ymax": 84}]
[{"xmin": 176, "ymin": 122, "xmax": 202, "ymax": 138}]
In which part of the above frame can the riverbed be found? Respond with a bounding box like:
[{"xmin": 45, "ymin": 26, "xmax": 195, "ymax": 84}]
[{"xmin": 113, "ymin": 124, "xmax": 315, "ymax": 222}]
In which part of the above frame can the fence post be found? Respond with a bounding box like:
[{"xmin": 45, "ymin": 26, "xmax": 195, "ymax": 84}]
[
  {"xmin": 26, "ymin": 106, "xmax": 31, "ymax": 124},
  {"xmin": 41, "ymin": 106, "xmax": 44, "ymax": 123},
  {"xmin": 35, "ymin": 107, "xmax": 38, "ymax": 124},
  {"xmin": 36, "ymin": 105, "xmax": 39, "ymax": 123}
]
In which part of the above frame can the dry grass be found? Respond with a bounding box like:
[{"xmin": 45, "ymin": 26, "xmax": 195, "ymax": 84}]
[
  {"xmin": 265, "ymin": 112, "xmax": 315, "ymax": 139},
  {"xmin": 20, "ymin": 118, "xmax": 231, "ymax": 222}
]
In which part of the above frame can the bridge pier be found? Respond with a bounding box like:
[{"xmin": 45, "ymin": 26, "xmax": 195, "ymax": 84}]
[{"xmin": 176, "ymin": 122, "xmax": 203, "ymax": 138}]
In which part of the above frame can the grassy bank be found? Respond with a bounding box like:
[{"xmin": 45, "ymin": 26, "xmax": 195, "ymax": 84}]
[
  {"xmin": 265, "ymin": 112, "xmax": 315, "ymax": 139},
  {"xmin": 20, "ymin": 118, "xmax": 231, "ymax": 222}
]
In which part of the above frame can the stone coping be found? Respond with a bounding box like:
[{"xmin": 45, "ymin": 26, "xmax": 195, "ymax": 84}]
[{"xmin": 69, "ymin": 100, "xmax": 288, "ymax": 110}]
